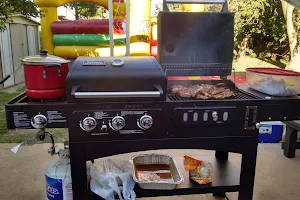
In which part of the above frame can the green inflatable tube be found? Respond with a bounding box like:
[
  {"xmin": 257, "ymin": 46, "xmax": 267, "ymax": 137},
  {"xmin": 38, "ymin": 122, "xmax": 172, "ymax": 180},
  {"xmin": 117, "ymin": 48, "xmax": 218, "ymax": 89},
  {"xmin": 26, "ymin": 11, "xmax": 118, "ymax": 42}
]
[{"xmin": 53, "ymin": 34, "xmax": 126, "ymax": 46}]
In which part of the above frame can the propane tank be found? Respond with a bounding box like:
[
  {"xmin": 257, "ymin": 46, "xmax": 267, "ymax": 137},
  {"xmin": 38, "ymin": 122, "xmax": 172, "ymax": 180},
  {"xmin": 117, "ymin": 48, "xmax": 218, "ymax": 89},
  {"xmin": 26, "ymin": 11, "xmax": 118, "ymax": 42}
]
[
  {"xmin": 45, "ymin": 147, "xmax": 92, "ymax": 200},
  {"xmin": 45, "ymin": 148, "xmax": 72, "ymax": 200}
]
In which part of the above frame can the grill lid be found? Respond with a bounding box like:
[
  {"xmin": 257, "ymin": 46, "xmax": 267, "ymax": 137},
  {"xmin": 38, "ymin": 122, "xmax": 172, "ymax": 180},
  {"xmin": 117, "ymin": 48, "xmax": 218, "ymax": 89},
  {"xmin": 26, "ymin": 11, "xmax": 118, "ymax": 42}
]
[
  {"xmin": 157, "ymin": 12, "xmax": 234, "ymax": 77},
  {"xmin": 66, "ymin": 56, "xmax": 167, "ymax": 103}
]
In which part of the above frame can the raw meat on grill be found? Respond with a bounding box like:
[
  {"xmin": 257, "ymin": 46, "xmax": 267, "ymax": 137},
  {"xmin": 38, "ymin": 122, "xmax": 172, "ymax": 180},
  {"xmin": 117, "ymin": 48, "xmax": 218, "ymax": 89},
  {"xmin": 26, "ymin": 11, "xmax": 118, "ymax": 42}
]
[{"xmin": 170, "ymin": 84, "xmax": 235, "ymax": 100}]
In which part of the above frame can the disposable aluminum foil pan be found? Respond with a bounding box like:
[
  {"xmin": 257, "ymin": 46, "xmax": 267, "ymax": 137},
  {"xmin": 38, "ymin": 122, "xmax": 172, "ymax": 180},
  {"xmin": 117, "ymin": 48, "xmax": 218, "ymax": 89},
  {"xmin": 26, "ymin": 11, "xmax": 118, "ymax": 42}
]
[{"xmin": 131, "ymin": 154, "xmax": 184, "ymax": 190}]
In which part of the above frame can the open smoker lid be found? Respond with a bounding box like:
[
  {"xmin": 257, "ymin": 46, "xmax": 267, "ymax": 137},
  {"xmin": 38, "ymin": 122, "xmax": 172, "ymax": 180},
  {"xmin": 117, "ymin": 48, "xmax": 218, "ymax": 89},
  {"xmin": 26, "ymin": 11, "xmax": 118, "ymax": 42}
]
[{"xmin": 157, "ymin": 12, "xmax": 234, "ymax": 77}]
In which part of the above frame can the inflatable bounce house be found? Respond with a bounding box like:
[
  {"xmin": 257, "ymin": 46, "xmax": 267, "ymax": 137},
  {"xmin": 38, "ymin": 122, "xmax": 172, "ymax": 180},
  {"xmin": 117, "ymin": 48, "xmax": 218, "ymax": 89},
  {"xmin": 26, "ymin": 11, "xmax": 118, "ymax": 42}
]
[{"xmin": 35, "ymin": 0, "xmax": 204, "ymax": 59}]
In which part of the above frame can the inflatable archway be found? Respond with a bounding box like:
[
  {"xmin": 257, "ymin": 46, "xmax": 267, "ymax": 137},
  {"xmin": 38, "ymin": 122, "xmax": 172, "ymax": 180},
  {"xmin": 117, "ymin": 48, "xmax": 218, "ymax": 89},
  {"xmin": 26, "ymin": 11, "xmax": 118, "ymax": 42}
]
[
  {"xmin": 35, "ymin": 0, "xmax": 151, "ymax": 56},
  {"xmin": 35, "ymin": 0, "xmax": 204, "ymax": 58}
]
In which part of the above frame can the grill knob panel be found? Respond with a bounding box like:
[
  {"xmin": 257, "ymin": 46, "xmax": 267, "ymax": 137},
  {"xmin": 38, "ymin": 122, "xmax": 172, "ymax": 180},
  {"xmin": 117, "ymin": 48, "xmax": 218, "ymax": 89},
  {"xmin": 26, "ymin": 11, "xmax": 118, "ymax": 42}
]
[
  {"xmin": 31, "ymin": 114, "xmax": 48, "ymax": 129},
  {"xmin": 81, "ymin": 117, "xmax": 97, "ymax": 132},
  {"xmin": 139, "ymin": 115, "xmax": 153, "ymax": 130},
  {"xmin": 111, "ymin": 116, "xmax": 126, "ymax": 131}
]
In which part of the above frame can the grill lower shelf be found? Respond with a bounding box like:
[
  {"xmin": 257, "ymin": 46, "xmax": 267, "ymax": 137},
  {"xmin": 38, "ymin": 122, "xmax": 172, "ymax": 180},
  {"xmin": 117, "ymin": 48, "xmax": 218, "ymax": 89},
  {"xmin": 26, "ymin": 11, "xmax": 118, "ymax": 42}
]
[{"xmin": 88, "ymin": 156, "xmax": 240, "ymax": 199}]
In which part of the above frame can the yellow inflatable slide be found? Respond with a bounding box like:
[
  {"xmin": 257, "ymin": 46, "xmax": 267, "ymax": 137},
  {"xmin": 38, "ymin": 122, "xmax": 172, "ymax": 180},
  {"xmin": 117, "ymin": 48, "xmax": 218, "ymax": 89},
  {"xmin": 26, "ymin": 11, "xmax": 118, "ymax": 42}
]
[{"xmin": 35, "ymin": 0, "xmax": 151, "ymax": 56}]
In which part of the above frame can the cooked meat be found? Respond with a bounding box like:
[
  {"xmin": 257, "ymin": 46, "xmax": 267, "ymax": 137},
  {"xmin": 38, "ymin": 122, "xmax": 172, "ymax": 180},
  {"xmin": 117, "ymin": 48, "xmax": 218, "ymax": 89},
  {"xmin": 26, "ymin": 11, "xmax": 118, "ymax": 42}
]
[
  {"xmin": 195, "ymin": 94, "xmax": 209, "ymax": 100},
  {"xmin": 170, "ymin": 83, "xmax": 235, "ymax": 100},
  {"xmin": 179, "ymin": 87, "xmax": 197, "ymax": 98},
  {"xmin": 215, "ymin": 83, "xmax": 227, "ymax": 88},
  {"xmin": 170, "ymin": 85, "xmax": 185, "ymax": 94}
]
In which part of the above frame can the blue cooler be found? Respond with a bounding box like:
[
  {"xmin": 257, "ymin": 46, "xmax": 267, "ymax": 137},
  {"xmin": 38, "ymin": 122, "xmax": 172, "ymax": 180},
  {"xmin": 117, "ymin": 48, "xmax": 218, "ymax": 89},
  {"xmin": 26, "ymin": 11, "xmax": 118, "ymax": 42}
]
[{"xmin": 258, "ymin": 121, "xmax": 284, "ymax": 143}]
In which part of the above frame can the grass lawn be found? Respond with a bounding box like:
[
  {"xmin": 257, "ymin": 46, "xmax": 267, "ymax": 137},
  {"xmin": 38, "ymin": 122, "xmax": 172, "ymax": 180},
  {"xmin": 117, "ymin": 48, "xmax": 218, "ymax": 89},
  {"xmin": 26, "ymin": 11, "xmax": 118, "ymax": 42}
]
[
  {"xmin": 233, "ymin": 56, "xmax": 280, "ymax": 73},
  {"xmin": 0, "ymin": 57, "xmax": 281, "ymax": 143}
]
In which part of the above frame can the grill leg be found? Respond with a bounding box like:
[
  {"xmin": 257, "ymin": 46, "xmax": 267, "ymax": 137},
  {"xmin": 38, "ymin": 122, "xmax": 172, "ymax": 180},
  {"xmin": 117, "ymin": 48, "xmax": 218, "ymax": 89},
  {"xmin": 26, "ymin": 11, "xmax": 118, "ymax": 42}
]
[
  {"xmin": 69, "ymin": 143, "xmax": 89, "ymax": 200},
  {"xmin": 213, "ymin": 151, "xmax": 229, "ymax": 197},
  {"xmin": 215, "ymin": 151, "xmax": 229, "ymax": 160},
  {"xmin": 238, "ymin": 136, "xmax": 258, "ymax": 200},
  {"xmin": 283, "ymin": 126, "xmax": 298, "ymax": 158}
]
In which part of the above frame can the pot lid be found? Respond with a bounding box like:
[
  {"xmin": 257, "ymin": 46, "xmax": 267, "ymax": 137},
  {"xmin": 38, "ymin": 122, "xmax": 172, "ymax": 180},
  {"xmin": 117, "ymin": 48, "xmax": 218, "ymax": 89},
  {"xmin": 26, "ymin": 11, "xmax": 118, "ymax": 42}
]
[{"xmin": 20, "ymin": 50, "xmax": 70, "ymax": 64}]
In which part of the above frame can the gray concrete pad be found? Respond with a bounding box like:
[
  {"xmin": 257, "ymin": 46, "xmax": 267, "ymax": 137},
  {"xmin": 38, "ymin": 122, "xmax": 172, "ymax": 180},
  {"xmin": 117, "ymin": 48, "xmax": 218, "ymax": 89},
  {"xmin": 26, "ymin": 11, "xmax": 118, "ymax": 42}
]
[{"xmin": 0, "ymin": 143, "xmax": 300, "ymax": 200}]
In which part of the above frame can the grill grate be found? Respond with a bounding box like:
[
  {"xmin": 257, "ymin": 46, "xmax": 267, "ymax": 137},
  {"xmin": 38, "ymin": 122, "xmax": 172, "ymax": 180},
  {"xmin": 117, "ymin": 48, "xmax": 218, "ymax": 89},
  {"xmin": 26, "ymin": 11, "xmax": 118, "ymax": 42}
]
[
  {"xmin": 162, "ymin": 63, "xmax": 232, "ymax": 77},
  {"xmin": 167, "ymin": 90, "xmax": 256, "ymax": 101},
  {"xmin": 163, "ymin": 63, "xmax": 229, "ymax": 70}
]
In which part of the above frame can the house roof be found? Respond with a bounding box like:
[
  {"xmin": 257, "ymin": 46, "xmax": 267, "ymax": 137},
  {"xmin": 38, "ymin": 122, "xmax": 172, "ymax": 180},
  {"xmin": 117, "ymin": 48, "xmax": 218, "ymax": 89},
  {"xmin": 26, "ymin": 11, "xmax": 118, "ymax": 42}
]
[{"xmin": 8, "ymin": 14, "xmax": 40, "ymax": 26}]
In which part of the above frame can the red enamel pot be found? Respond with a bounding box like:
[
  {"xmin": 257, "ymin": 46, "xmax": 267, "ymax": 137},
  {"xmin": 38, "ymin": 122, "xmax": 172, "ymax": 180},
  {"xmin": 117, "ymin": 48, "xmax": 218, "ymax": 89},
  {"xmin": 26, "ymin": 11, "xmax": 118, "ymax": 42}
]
[{"xmin": 20, "ymin": 50, "xmax": 70, "ymax": 100}]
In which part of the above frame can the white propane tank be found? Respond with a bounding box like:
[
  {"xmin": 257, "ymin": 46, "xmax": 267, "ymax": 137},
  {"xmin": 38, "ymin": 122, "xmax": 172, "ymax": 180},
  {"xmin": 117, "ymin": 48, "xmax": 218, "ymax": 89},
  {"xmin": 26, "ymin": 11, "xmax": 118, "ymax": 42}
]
[
  {"xmin": 45, "ymin": 148, "xmax": 92, "ymax": 200},
  {"xmin": 45, "ymin": 149, "xmax": 72, "ymax": 200}
]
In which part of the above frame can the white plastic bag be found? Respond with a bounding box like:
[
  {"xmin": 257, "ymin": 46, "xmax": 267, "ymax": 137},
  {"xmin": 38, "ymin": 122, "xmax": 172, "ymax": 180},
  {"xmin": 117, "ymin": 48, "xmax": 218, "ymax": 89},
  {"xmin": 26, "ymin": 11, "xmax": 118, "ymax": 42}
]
[{"xmin": 90, "ymin": 159, "xmax": 136, "ymax": 200}]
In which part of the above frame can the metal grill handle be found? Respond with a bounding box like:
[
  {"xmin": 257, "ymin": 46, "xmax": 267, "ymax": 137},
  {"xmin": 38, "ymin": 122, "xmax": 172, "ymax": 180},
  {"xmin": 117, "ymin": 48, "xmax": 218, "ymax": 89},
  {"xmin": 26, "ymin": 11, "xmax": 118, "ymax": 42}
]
[{"xmin": 74, "ymin": 91, "xmax": 161, "ymax": 99}]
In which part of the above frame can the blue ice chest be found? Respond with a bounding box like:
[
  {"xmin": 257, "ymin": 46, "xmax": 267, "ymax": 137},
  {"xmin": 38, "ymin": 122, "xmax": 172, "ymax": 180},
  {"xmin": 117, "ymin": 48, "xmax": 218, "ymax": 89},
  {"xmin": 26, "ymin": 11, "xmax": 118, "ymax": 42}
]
[{"xmin": 258, "ymin": 121, "xmax": 284, "ymax": 143}]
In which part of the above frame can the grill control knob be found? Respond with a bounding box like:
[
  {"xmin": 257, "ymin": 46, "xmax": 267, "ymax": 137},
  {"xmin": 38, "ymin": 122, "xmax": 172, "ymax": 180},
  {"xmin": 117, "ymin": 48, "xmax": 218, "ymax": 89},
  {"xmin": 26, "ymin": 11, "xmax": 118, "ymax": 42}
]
[
  {"xmin": 101, "ymin": 125, "xmax": 108, "ymax": 132},
  {"xmin": 139, "ymin": 115, "xmax": 153, "ymax": 130},
  {"xmin": 31, "ymin": 114, "xmax": 47, "ymax": 129},
  {"xmin": 80, "ymin": 117, "xmax": 97, "ymax": 132},
  {"xmin": 212, "ymin": 111, "xmax": 218, "ymax": 121},
  {"xmin": 111, "ymin": 116, "xmax": 126, "ymax": 131}
]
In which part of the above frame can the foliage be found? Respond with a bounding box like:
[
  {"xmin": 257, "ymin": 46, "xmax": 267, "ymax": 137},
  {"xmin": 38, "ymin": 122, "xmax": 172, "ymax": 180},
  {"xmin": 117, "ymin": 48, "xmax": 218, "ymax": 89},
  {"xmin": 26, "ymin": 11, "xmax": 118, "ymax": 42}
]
[
  {"xmin": 66, "ymin": 2, "xmax": 101, "ymax": 20},
  {"xmin": 0, "ymin": 0, "xmax": 39, "ymax": 31},
  {"xmin": 293, "ymin": 9, "xmax": 300, "ymax": 52},
  {"xmin": 227, "ymin": 0, "xmax": 289, "ymax": 62},
  {"xmin": 152, "ymin": 3, "xmax": 183, "ymax": 16}
]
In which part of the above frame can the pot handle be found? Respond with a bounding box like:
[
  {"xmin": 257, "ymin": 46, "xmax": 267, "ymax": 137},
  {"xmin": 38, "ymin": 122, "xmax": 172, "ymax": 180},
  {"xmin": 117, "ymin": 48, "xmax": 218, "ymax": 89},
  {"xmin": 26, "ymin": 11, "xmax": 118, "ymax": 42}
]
[
  {"xmin": 43, "ymin": 64, "xmax": 61, "ymax": 79},
  {"xmin": 44, "ymin": 64, "xmax": 61, "ymax": 68}
]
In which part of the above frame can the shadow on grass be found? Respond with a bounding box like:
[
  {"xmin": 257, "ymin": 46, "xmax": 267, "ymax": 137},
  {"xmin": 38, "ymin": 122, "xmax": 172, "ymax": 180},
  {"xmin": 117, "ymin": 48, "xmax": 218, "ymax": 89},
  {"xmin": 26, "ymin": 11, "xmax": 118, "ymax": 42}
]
[{"xmin": 258, "ymin": 58, "xmax": 286, "ymax": 69}]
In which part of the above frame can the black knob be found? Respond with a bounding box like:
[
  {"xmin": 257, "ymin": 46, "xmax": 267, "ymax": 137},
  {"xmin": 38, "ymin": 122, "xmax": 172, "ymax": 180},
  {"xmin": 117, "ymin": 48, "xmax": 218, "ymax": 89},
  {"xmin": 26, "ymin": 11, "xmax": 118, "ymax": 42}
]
[{"xmin": 40, "ymin": 49, "xmax": 48, "ymax": 56}]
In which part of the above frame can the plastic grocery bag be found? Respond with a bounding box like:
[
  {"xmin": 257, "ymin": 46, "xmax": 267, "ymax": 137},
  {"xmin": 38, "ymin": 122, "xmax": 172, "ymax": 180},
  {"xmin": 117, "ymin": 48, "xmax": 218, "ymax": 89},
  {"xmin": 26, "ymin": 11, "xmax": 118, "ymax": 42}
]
[{"xmin": 90, "ymin": 159, "xmax": 136, "ymax": 200}]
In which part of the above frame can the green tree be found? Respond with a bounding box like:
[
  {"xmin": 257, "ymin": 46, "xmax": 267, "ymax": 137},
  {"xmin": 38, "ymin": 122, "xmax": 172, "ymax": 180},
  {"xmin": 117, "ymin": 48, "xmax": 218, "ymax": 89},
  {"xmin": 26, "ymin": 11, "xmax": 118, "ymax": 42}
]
[
  {"xmin": 228, "ymin": 0, "xmax": 288, "ymax": 62},
  {"xmin": 281, "ymin": 1, "xmax": 300, "ymax": 72},
  {"xmin": 67, "ymin": 2, "xmax": 101, "ymax": 20},
  {"xmin": 0, "ymin": 0, "xmax": 39, "ymax": 31}
]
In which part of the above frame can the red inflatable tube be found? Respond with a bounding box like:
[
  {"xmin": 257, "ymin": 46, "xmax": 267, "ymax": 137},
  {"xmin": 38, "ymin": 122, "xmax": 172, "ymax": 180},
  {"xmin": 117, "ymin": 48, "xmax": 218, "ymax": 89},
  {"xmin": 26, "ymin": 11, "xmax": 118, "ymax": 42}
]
[
  {"xmin": 51, "ymin": 19, "xmax": 125, "ymax": 34},
  {"xmin": 150, "ymin": 40, "xmax": 157, "ymax": 59},
  {"xmin": 150, "ymin": 40, "xmax": 157, "ymax": 46}
]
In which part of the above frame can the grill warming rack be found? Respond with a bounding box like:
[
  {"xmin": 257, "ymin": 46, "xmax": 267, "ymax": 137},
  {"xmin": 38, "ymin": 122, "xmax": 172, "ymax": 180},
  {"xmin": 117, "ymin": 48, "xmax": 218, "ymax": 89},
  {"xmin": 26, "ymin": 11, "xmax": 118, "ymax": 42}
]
[{"xmin": 162, "ymin": 63, "xmax": 232, "ymax": 78}]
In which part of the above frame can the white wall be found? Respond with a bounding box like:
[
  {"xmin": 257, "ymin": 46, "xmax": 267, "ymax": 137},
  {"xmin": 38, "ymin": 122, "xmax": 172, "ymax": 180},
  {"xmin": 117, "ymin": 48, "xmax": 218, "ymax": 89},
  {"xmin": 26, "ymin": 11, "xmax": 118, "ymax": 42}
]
[
  {"xmin": 0, "ymin": 22, "xmax": 39, "ymax": 88},
  {"xmin": 58, "ymin": 6, "xmax": 76, "ymax": 20},
  {"xmin": 0, "ymin": 24, "xmax": 14, "ymax": 88}
]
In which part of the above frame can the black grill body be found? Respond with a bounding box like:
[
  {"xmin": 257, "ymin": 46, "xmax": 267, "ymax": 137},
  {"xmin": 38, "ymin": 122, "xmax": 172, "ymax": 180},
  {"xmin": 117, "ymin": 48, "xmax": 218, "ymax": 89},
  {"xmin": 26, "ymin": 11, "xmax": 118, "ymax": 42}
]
[{"xmin": 67, "ymin": 56, "xmax": 167, "ymax": 103}]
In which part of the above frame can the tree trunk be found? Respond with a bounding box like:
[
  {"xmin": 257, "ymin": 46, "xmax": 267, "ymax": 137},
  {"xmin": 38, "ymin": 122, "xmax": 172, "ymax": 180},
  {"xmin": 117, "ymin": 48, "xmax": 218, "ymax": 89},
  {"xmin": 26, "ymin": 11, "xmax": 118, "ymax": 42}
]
[
  {"xmin": 237, "ymin": 34, "xmax": 251, "ymax": 59},
  {"xmin": 281, "ymin": 1, "xmax": 300, "ymax": 72},
  {"xmin": 287, "ymin": 49, "xmax": 300, "ymax": 72},
  {"xmin": 74, "ymin": 3, "xmax": 79, "ymax": 20}
]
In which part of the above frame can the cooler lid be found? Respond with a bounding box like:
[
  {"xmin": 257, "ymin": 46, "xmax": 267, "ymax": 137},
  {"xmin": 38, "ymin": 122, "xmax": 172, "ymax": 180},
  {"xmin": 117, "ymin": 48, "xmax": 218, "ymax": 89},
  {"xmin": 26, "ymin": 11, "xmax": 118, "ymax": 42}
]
[
  {"xmin": 246, "ymin": 68, "xmax": 300, "ymax": 76},
  {"xmin": 157, "ymin": 12, "xmax": 234, "ymax": 77},
  {"xmin": 20, "ymin": 50, "xmax": 70, "ymax": 64}
]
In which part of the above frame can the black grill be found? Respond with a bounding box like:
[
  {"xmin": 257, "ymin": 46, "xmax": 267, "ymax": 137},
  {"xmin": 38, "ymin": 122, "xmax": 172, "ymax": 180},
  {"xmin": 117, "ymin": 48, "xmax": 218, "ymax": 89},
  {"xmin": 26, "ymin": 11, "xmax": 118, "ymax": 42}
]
[{"xmin": 167, "ymin": 90, "xmax": 257, "ymax": 101}]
